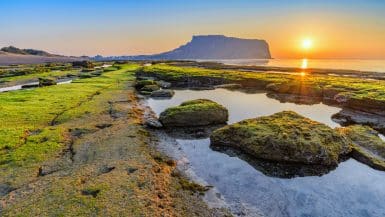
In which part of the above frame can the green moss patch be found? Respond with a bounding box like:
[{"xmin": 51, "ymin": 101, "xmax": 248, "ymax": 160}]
[
  {"xmin": 210, "ymin": 111, "xmax": 351, "ymax": 165},
  {"xmin": 159, "ymin": 99, "xmax": 228, "ymax": 127}
]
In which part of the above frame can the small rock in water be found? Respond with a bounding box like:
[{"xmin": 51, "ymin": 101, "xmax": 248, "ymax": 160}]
[
  {"xmin": 338, "ymin": 125, "xmax": 385, "ymax": 171},
  {"xmin": 210, "ymin": 111, "xmax": 351, "ymax": 166},
  {"xmin": 157, "ymin": 80, "xmax": 172, "ymax": 89},
  {"xmin": 145, "ymin": 118, "xmax": 163, "ymax": 128},
  {"xmin": 214, "ymin": 83, "xmax": 242, "ymax": 89},
  {"xmin": 150, "ymin": 89, "xmax": 175, "ymax": 98},
  {"xmin": 159, "ymin": 99, "xmax": 228, "ymax": 127}
]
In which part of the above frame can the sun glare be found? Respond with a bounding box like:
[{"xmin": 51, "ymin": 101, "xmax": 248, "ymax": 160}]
[
  {"xmin": 302, "ymin": 38, "xmax": 313, "ymax": 50},
  {"xmin": 301, "ymin": 58, "xmax": 308, "ymax": 69}
]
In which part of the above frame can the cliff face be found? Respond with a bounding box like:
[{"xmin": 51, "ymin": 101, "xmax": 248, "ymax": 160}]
[{"xmin": 135, "ymin": 35, "xmax": 271, "ymax": 60}]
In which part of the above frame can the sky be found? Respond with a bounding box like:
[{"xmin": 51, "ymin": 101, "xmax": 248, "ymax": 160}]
[{"xmin": 1, "ymin": 0, "xmax": 385, "ymax": 58}]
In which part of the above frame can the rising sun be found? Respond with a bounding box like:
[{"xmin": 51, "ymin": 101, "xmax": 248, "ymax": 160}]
[{"xmin": 302, "ymin": 38, "xmax": 313, "ymax": 50}]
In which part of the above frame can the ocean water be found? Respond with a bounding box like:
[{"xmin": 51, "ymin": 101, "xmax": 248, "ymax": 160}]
[{"xmin": 209, "ymin": 59, "xmax": 385, "ymax": 73}]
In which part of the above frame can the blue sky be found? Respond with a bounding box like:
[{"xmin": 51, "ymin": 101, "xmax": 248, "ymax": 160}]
[{"xmin": 1, "ymin": 0, "xmax": 384, "ymax": 58}]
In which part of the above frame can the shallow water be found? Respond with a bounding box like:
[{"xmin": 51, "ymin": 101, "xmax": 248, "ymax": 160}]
[
  {"xmin": 147, "ymin": 88, "xmax": 385, "ymax": 217},
  {"xmin": 0, "ymin": 79, "xmax": 73, "ymax": 93}
]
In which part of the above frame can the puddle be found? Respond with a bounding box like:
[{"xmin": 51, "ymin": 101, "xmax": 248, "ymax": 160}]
[
  {"xmin": 0, "ymin": 79, "xmax": 73, "ymax": 93},
  {"xmin": 147, "ymin": 88, "xmax": 385, "ymax": 217}
]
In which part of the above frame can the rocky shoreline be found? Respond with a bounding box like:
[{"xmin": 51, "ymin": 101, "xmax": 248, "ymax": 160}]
[
  {"xmin": 136, "ymin": 63, "xmax": 385, "ymax": 172},
  {"xmin": 136, "ymin": 63, "xmax": 385, "ymax": 133}
]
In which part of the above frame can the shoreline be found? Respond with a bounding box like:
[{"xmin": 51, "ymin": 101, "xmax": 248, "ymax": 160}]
[{"xmin": 166, "ymin": 60, "xmax": 385, "ymax": 80}]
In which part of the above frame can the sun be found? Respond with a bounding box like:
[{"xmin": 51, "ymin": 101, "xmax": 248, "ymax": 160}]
[{"xmin": 302, "ymin": 38, "xmax": 313, "ymax": 50}]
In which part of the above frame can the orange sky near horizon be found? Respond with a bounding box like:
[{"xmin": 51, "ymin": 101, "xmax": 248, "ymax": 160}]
[{"xmin": 1, "ymin": 1, "xmax": 385, "ymax": 59}]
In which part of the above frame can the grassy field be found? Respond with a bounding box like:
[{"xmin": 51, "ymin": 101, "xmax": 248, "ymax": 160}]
[
  {"xmin": 0, "ymin": 63, "xmax": 225, "ymax": 216},
  {"xmin": 0, "ymin": 64, "xmax": 135, "ymax": 187}
]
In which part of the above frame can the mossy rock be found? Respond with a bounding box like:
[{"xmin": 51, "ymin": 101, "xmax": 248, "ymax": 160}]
[
  {"xmin": 38, "ymin": 77, "xmax": 57, "ymax": 87},
  {"xmin": 135, "ymin": 80, "xmax": 157, "ymax": 89},
  {"xmin": 140, "ymin": 84, "xmax": 160, "ymax": 92},
  {"xmin": 210, "ymin": 111, "xmax": 351, "ymax": 165},
  {"xmin": 266, "ymin": 82, "xmax": 323, "ymax": 97},
  {"xmin": 159, "ymin": 99, "xmax": 228, "ymax": 127},
  {"xmin": 150, "ymin": 89, "xmax": 175, "ymax": 98},
  {"xmin": 338, "ymin": 125, "xmax": 385, "ymax": 170}
]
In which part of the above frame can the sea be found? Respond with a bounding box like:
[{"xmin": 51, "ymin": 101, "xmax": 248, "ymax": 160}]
[{"xmin": 205, "ymin": 59, "xmax": 385, "ymax": 73}]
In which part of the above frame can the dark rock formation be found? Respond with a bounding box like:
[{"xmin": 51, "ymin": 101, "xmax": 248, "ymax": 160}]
[
  {"xmin": 1, "ymin": 46, "xmax": 54, "ymax": 56},
  {"xmin": 133, "ymin": 35, "xmax": 271, "ymax": 60},
  {"xmin": 332, "ymin": 109, "xmax": 385, "ymax": 134}
]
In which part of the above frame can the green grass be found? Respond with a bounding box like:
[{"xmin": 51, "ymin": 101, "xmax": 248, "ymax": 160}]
[{"xmin": 0, "ymin": 63, "xmax": 138, "ymax": 171}]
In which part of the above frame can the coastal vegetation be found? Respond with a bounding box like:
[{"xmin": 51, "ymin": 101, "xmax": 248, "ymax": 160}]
[
  {"xmin": 1, "ymin": 60, "xmax": 385, "ymax": 216},
  {"xmin": 137, "ymin": 64, "xmax": 385, "ymax": 114},
  {"xmin": 0, "ymin": 63, "xmax": 223, "ymax": 216}
]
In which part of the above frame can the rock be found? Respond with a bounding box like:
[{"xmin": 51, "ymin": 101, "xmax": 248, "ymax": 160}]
[
  {"xmin": 139, "ymin": 91, "xmax": 152, "ymax": 95},
  {"xmin": 99, "ymin": 165, "xmax": 116, "ymax": 174},
  {"xmin": 135, "ymin": 80, "xmax": 157, "ymax": 89},
  {"xmin": 95, "ymin": 123, "xmax": 113, "ymax": 129},
  {"xmin": 159, "ymin": 99, "xmax": 228, "ymax": 127},
  {"xmin": 21, "ymin": 83, "xmax": 39, "ymax": 89},
  {"xmin": 267, "ymin": 93, "xmax": 321, "ymax": 105},
  {"xmin": 333, "ymin": 92, "xmax": 351, "ymax": 103},
  {"xmin": 134, "ymin": 35, "xmax": 271, "ymax": 59},
  {"xmin": 150, "ymin": 89, "xmax": 175, "ymax": 98},
  {"xmin": 210, "ymin": 111, "xmax": 351, "ymax": 165},
  {"xmin": 140, "ymin": 84, "xmax": 160, "ymax": 92},
  {"xmin": 145, "ymin": 117, "xmax": 163, "ymax": 128},
  {"xmin": 38, "ymin": 77, "xmax": 57, "ymax": 87},
  {"xmin": 337, "ymin": 125, "xmax": 385, "ymax": 171},
  {"xmin": 157, "ymin": 80, "xmax": 172, "ymax": 89},
  {"xmin": 72, "ymin": 60, "xmax": 94, "ymax": 68},
  {"xmin": 214, "ymin": 83, "xmax": 242, "ymax": 89},
  {"xmin": 332, "ymin": 109, "xmax": 385, "ymax": 134},
  {"xmin": 0, "ymin": 184, "xmax": 15, "ymax": 197},
  {"xmin": 266, "ymin": 82, "xmax": 323, "ymax": 97}
]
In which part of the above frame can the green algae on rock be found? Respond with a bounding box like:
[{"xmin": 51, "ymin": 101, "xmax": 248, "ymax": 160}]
[
  {"xmin": 38, "ymin": 77, "xmax": 57, "ymax": 86},
  {"xmin": 210, "ymin": 111, "xmax": 351, "ymax": 165},
  {"xmin": 159, "ymin": 99, "xmax": 228, "ymax": 127},
  {"xmin": 338, "ymin": 125, "xmax": 385, "ymax": 171}
]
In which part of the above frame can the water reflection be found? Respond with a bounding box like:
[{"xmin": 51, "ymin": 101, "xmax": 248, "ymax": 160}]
[
  {"xmin": 301, "ymin": 58, "xmax": 308, "ymax": 69},
  {"xmin": 148, "ymin": 88, "xmax": 385, "ymax": 217}
]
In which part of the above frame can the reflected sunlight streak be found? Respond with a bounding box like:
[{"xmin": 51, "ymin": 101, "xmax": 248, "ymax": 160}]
[{"xmin": 301, "ymin": 59, "xmax": 308, "ymax": 69}]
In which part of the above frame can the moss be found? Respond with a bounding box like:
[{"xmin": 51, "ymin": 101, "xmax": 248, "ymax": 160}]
[
  {"xmin": 159, "ymin": 99, "xmax": 228, "ymax": 127},
  {"xmin": 134, "ymin": 79, "xmax": 157, "ymax": 89},
  {"xmin": 164, "ymin": 99, "xmax": 225, "ymax": 116},
  {"xmin": 0, "ymin": 64, "xmax": 139, "ymax": 187},
  {"xmin": 178, "ymin": 178, "xmax": 210, "ymax": 195},
  {"xmin": 140, "ymin": 84, "xmax": 160, "ymax": 92},
  {"xmin": 339, "ymin": 125, "xmax": 385, "ymax": 156},
  {"xmin": 138, "ymin": 64, "xmax": 385, "ymax": 105},
  {"xmin": 211, "ymin": 111, "xmax": 351, "ymax": 165},
  {"xmin": 338, "ymin": 125, "xmax": 385, "ymax": 170}
]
